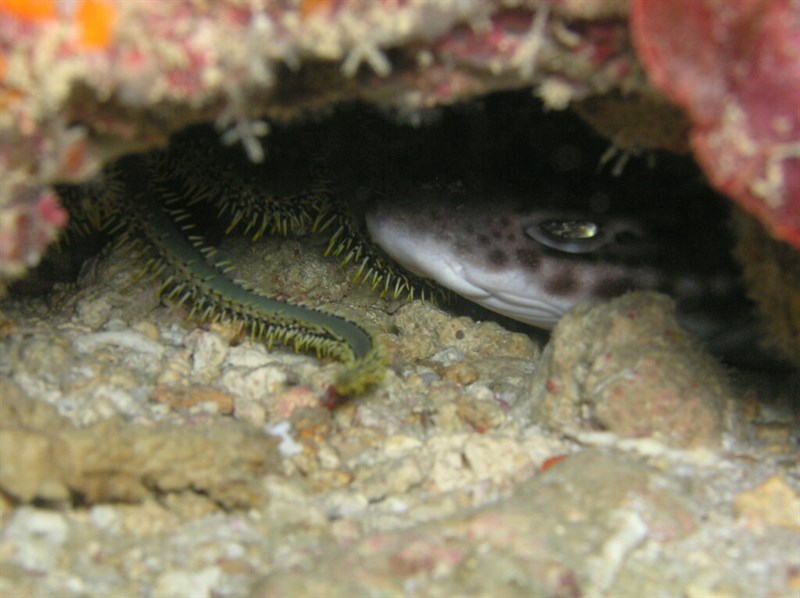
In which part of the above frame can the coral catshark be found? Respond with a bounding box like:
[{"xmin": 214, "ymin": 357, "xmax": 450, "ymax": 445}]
[{"xmin": 366, "ymin": 181, "xmax": 754, "ymax": 349}]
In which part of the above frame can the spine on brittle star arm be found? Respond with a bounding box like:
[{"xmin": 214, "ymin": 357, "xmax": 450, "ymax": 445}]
[
  {"xmin": 117, "ymin": 155, "xmax": 386, "ymax": 396},
  {"xmin": 314, "ymin": 203, "xmax": 446, "ymax": 305}
]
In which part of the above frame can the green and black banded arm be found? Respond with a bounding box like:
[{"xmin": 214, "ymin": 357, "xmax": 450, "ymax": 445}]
[{"xmin": 116, "ymin": 154, "xmax": 387, "ymax": 396}]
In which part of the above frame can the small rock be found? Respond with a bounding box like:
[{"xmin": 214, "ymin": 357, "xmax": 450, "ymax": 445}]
[
  {"xmin": 131, "ymin": 320, "xmax": 161, "ymax": 341},
  {"xmin": 357, "ymin": 457, "xmax": 424, "ymax": 501},
  {"xmin": 152, "ymin": 567, "xmax": 221, "ymax": 598},
  {"xmin": 76, "ymin": 295, "xmax": 113, "ymax": 329},
  {"xmin": 218, "ymin": 363, "xmax": 287, "ymax": 402},
  {"xmin": 442, "ymin": 362, "xmax": 479, "ymax": 385},
  {"xmin": 190, "ymin": 331, "xmax": 228, "ymax": 383},
  {"xmin": 455, "ymin": 394, "xmax": 505, "ymax": 431},
  {"xmin": 524, "ymin": 292, "xmax": 729, "ymax": 448},
  {"xmin": 1, "ymin": 507, "xmax": 69, "ymax": 572},
  {"xmin": 733, "ymin": 475, "xmax": 800, "ymax": 532},
  {"xmin": 73, "ymin": 330, "xmax": 165, "ymax": 359},
  {"xmin": 234, "ymin": 397, "xmax": 267, "ymax": 426},
  {"xmin": 151, "ymin": 384, "xmax": 235, "ymax": 414},
  {"xmin": 0, "ymin": 428, "xmax": 71, "ymax": 503},
  {"xmin": 20, "ymin": 337, "xmax": 74, "ymax": 381}
]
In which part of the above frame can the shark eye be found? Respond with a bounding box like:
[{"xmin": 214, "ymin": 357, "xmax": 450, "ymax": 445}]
[
  {"xmin": 541, "ymin": 219, "xmax": 599, "ymax": 240},
  {"xmin": 525, "ymin": 218, "xmax": 606, "ymax": 254}
]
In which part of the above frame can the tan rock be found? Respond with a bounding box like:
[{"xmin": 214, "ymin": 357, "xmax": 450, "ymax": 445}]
[{"xmin": 734, "ymin": 475, "xmax": 800, "ymax": 532}]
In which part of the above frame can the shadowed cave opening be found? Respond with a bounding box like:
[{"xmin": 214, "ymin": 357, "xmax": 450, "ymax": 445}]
[{"xmin": 12, "ymin": 90, "xmax": 771, "ymax": 369}]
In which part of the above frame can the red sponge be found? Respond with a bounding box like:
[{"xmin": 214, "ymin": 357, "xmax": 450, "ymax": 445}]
[{"xmin": 631, "ymin": 0, "xmax": 800, "ymax": 248}]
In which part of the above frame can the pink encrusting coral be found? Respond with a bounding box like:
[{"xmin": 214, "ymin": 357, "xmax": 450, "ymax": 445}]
[
  {"xmin": 0, "ymin": 0, "xmax": 648, "ymax": 287},
  {"xmin": 0, "ymin": 0, "xmax": 797, "ymax": 286},
  {"xmin": 0, "ymin": 190, "xmax": 66, "ymax": 280},
  {"xmin": 631, "ymin": 0, "xmax": 800, "ymax": 248}
]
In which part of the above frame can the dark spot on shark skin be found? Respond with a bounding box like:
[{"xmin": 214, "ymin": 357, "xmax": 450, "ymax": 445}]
[
  {"xmin": 515, "ymin": 247, "xmax": 542, "ymax": 269},
  {"xmin": 478, "ymin": 234, "xmax": 490, "ymax": 245},
  {"xmin": 488, "ymin": 248, "xmax": 508, "ymax": 266},
  {"xmin": 544, "ymin": 270, "xmax": 579, "ymax": 296}
]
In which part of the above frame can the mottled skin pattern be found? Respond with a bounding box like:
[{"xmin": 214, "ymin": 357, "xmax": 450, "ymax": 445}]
[{"xmin": 367, "ymin": 182, "xmax": 745, "ymax": 340}]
